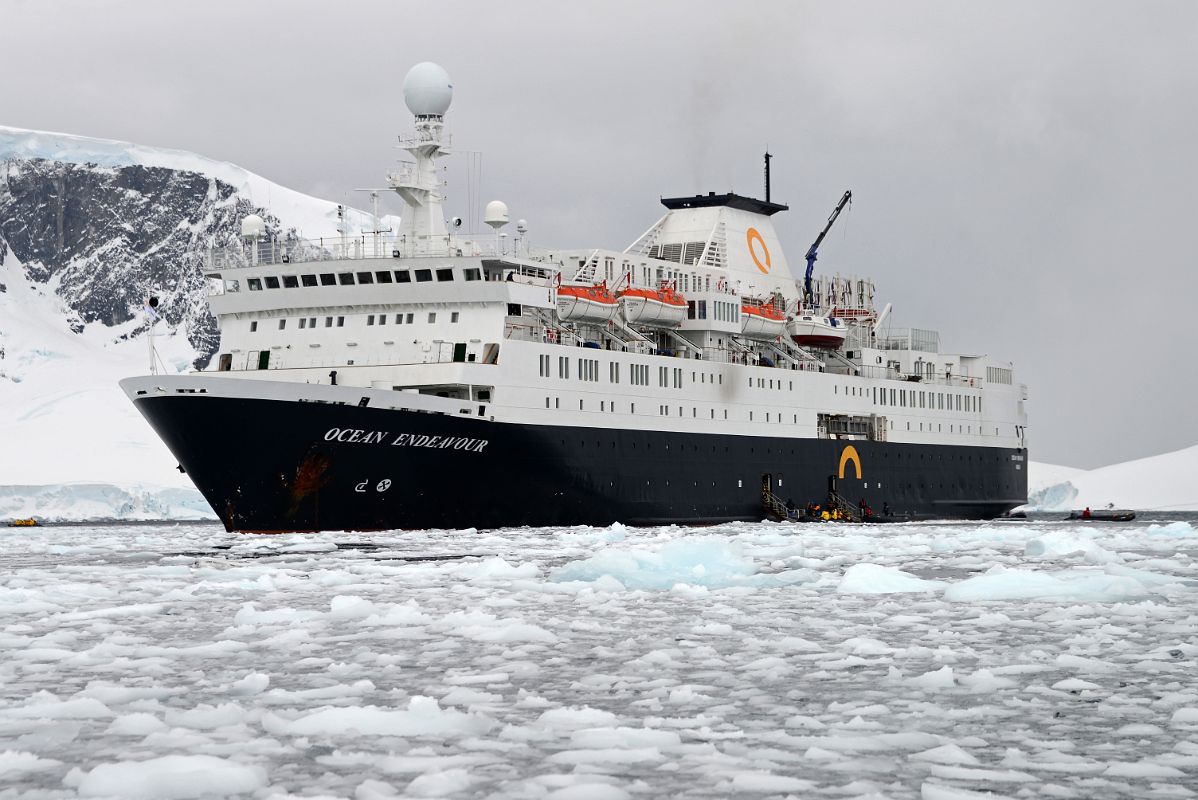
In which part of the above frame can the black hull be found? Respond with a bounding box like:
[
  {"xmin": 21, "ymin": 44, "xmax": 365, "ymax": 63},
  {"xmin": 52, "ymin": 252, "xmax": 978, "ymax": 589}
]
[{"xmin": 133, "ymin": 395, "xmax": 1028, "ymax": 533}]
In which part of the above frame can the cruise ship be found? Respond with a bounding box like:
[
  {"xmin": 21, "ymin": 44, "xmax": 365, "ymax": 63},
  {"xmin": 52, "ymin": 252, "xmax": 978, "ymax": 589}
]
[{"xmin": 121, "ymin": 63, "xmax": 1028, "ymax": 533}]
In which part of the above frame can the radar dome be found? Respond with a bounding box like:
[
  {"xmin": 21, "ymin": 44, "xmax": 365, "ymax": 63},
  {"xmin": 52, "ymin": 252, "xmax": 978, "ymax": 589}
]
[
  {"xmin": 484, "ymin": 200, "xmax": 509, "ymax": 229},
  {"xmin": 241, "ymin": 214, "xmax": 266, "ymax": 240},
  {"xmin": 403, "ymin": 62, "xmax": 453, "ymax": 117}
]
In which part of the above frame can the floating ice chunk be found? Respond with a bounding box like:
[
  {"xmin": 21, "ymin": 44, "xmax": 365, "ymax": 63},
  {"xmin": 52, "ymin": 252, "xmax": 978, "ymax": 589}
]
[
  {"xmin": 1172, "ymin": 707, "xmax": 1198, "ymax": 723},
  {"xmin": 728, "ymin": 772, "xmax": 816, "ymax": 792},
  {"xmin": 1025, "ymin": 531, "xmax": 1120, "ymax": 563},
  {"xmin": 104, "ymin": 712, "xmax": 167, "ymax": 736},
  {"xmin": 454, "ymin": 621, "xmax": 558, "ymax": 644},
  {"xmin": 229, "ymin": 672, "xmax": 270, "ymax": 696},
  {"xmin": 453, "ymin": 557, "xmax": 539, "ymax": 580},
  {"xmin": 837, "ymin": 564, "xmax": 947, "ymax": 594},
  {"xmin": 285, "ymin": 697, "xmax": 494, "ymax": 737},
  {"xmin": 1146, "ymin": 521, "xmax": 1195, "ymax": 537},
  {"xmin": 547, "ymin": 747, "xmax": 663, "ymax": 765},
  {"xmin": 2, "ymin": 694, "xmax": 111, "ymax": 720},
  {"xmin": 910, "ymin": 744, "xmax": 980, "ymax": 765},
  {"xmin": 1055, "ymin": 654, "xmax": 1119, "ymax": 674},
  {"xmin": 921, "ymin": 782, "xmax": 1016, "ymax": 800},
  {"xmin": 908, "ymin": 666, "xmax": 956, "ymax": 689},
  {"xmin": 1102, "ymin": 760, "xmax": 1187, "ymax": 778},
  {"xmin": 71, "ymin": 754, "xmax": 266, "ymax": 799},
  {"xmin": 355, "ymin": 778, "xmax": 401, "ymax": 799},
  {"xmin": 404, "ymin": 767, "xmax": 476, "ymax": 797},
  {"xmin": 535, "ymin": 706, "xmax": 619, "ymax": 730},
  {"xmin": 0, "ymin": 750, "xmax": 62, "ymax": 778},
  {"xmin": 1051, "ymin": 678, "xmax": 1103, "ymax": 692},
  {"xmin": 329, "ymin": 595, "xmax": 382, "ymax": 619},
  {"xmin": 233, "ymin": 603, "xmax": 321, "ymax": 626},
  {"xmin": 550, "ymin": 538, "xmax": 805, "ymax": 590},
  {"xmin": 440, "ymin": 687, "xmax": 503, "ymax": 706},
  {"xmin": 926, "ymin": 764, "xmax": 1036, "ymax": 782},
  {"xmin": 943, "ymin": 568, "xmax": 1148, "ymax": 603},
  {"xmin": 957, "ymin": 669, "xmax": 1017, "ymax": 692},
  {"xmin": 1114, "ymin": 723, "xmax": 1163, "ymax": 735}
]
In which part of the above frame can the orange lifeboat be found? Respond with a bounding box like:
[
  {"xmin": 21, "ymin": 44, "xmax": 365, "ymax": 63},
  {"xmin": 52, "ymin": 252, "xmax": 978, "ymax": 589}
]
[
  {"xmin": 739, "ymin": 298, "xmax": 787, "ymax": 340},
  {"xmin": 618, "ymin": 283, "xmax": 687, "ymax": 327},
  {"xmin": 556, "ymin": 282, "xmax": 619, "ymax": 324}
]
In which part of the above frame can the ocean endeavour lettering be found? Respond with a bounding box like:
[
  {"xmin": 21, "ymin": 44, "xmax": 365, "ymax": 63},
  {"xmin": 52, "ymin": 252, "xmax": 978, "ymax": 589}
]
[{"xmin": 323, "ymin": 428, "xmax": 489, "ymax": 453}]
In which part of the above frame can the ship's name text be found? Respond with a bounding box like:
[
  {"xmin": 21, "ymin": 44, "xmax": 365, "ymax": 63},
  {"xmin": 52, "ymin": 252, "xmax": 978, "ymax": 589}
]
[{"xmin": 323, "ymin": 428, "xmax": 489, "ymax": 453}]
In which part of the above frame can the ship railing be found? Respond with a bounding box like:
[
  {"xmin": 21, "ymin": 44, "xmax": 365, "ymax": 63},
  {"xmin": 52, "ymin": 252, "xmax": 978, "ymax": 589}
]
[{"xmin": 207, "ymin": 236, "xmax": 562, "ymax": 269}]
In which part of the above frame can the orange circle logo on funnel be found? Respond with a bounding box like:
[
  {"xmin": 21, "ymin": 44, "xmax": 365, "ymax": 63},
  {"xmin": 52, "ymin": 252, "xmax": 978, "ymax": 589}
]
[{"xmin": 747, "ymin": 227, "xmax": 770, "ymax": 274}]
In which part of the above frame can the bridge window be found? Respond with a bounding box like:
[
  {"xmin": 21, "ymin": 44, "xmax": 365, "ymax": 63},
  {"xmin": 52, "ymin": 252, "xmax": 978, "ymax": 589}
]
[
  {"xmin": 356, "ymin": 272, "xmax": 374, "ymax": 284},
  {"xmin": 264, "ymin": 276, "xmax": 280, "ymax": 289},
  {"xmin": 395, "ymin": 270, "xmax": 411, "ymax": 283},
  {"xmin": 415, "ymin": 269, "xmax": 433, "ymax": 282},
  {"xmin": 247, "ymin": 278, "xmax": 262, "ymax": 291},
  {"xmin": 301, "ymin": 274, "xmax": 318, "ymax": 287},
  {"xmin": 464, "ymin": 268, "xmax": 481, "ymax": 281},
  {"xmin": 436, "ymin": 268, "xmax": 454, "ymax": 281},
  {"xmin": 375, "ymin": 271, "xmax": 393, "ymax": 283},
  {"xmin": 320, "ymin": 273, "xmax": 336, "ymax": 286},
  {"xmin": 337, "ymin": 273, "xmax": 354, "ymax": 285}
]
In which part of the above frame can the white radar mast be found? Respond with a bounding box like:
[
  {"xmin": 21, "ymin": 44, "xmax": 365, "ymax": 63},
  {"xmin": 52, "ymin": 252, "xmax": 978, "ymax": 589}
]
[{"xmin": 389, "ymin": 62, "xmax": 453, "ymax": 255}]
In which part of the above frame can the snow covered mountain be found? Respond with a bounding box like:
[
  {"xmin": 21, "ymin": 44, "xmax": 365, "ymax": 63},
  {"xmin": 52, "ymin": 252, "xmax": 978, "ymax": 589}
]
[
  {"xmin": 0, "ymin": 125, "xmax": 389, "ymax": 520},
  {"xmin": 1028, "ymin": 446, "xmax": 1198, "ymax": 512}
]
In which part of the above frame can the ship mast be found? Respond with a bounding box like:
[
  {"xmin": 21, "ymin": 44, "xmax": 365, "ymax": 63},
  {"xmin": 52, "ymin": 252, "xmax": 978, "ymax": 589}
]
[{"xmin": 388, "ymin": 62, "xmax": 454, "ymax": 255}]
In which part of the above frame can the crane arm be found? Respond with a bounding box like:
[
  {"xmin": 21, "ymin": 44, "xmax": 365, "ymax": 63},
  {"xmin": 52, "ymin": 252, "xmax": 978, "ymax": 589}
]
[{"xmin": 803, "ymin": 190, "xmax": 852, "ymax": 306}]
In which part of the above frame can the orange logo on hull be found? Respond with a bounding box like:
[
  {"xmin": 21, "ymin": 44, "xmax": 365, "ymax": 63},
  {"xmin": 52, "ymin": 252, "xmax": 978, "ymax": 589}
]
[
  {"xmin": 838, "ymin": 445, "xmax": 862, "ymax": 480},
  {"xmin": 746, "ymin": 227, "xmax": 771, "ymax": 274}
]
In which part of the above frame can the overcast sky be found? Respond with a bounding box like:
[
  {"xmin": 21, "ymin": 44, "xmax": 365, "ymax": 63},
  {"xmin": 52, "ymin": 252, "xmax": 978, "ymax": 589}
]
[{"xmin": 4, "ymin": 0, "xmax": 1196, "ymax": 469}]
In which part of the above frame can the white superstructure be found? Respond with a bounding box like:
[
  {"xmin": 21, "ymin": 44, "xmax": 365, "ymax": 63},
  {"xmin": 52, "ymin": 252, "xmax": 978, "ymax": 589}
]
[{"xmin": 195, "ymin": 63, "xmax": 1028, "ymax": 455}]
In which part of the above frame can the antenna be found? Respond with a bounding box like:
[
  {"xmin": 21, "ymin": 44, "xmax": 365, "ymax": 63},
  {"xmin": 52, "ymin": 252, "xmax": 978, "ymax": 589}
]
[{"xmin": 764, "ymin": 151, "xmax": 772, "ymax": 203}]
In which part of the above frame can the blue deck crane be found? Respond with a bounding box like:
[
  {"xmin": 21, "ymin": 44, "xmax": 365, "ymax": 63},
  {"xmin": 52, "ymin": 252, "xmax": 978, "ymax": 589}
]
[{"xmin": 804, "ymin": 190, "xmax": 852, "ymax": 308}]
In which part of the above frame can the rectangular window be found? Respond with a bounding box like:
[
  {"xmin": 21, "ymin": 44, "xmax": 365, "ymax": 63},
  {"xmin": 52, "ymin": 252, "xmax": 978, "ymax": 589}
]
[
  {"xmin": 559, "ymin": 356, "xmax": 569, "ymax": 379},
  {"xmin": 415, "ymin": 269, "xmax": 433, "ymax": 282},
  {"xmin": 395, "ymin": 314, "xmax": 403, "ymax": 324},
  {"xmin": 264, "ymin": 276, "xmax": 280, "ymax": 289},
  {"xmin": 395, "ymin": 270, "xmax": 411, "ymax": 283},
  {"xmin": 356, "ymin": 272, "xmax": 374, "ymax": 284},
  {"xmin": 463, "ymin": 268, "xmax": 481, "ymax": 281},
  {"xmin": 336, "ymin": 316, "xmax": 345, "ymax": 327},
  {"xmin": 405, "ymin": 313, "xmax": 414, "ymax": 324},
  {"xmin": 278, "ymin": 319, "xmax": 286, "ymax": 330},
  {"xmin": 436, "ymin": 268, "xmax": 454, "ymax": 281},
  {"xmin": 451, "ymin": 311, "xmax": 459, "ymax": 323},
  {"xmin": 428, "ymin": 312, "xmax": 437, "ymax": 323},
  {"xmin": 337, "ymin": 273, "xmax": 355, "ymax": 286},
  {"xmin": 375, "ymin": 271, "xmax": 393, "ymax": 283},
  {"xmin": 325, "ymin": 317, "xmax": 333, "ymax": 327},
  {"xmin": 367, "ymin": 315, "xmax": 375, "ymax": 326},
  {"xmin": 247, "ymin": 278, "xmax": 262, "ymax": 291},
  {"xmin": 320, "ymin": 273, "xmax": 336, "ymax": 286},
  {"xmin": 698, "ymin": 300, "xmax": 707, "ymax": 319},
  {"xmin": 379, "ymin": 314, "xmax": 386, "ymax": 326},
  {"xmin": 300, "ymin": 318, "xmax": 307, "ymax": 329},
  {"xmin": 301, "ymin": 274, "xmax": 318, "ymax": 287},
  {"xmin": 249, "ymin": 321, "xmax": 258, "ymax": 332}
]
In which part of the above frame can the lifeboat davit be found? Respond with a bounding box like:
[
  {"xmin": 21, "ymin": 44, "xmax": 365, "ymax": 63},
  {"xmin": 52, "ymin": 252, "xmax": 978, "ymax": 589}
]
[
  {"xmin": 556, "ymin": 282, "xmax": 619, "ymax": 324},
  {"xmin": 619, "ymin": 284, "xmax": 687, "ymax": 328},
  {"xmin": 788, "ymin": 313, "xmax": 847, "ymax": 349},
  {"xmin": 740, "ymin": 299, "xmax": 787, "ymax": 341}
]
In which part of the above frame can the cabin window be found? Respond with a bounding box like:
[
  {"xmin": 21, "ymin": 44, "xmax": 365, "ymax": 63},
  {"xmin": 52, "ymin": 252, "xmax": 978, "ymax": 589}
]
[
  {"xmin": 367, "ymin": 315, "xmax": 375, "ymax": 326},
  {"xmin": 338, "ymin": 273, "xmax": 355, "ymax": 285},
  {"xmin": 428, "ymin": 312, "xmax": 437, "ymax": 323},
  {"xmin": 264, "ymin": 276, "xmax": 280, "ymax": 289},
  {"xmin": 405, "ymin": 313, "xmax": 414, "ymax": 324},
  {"xmin": 436, "ymin": 268, "xmax": 454, "ymax": 281},
  {"xmin": 356, "ymin": 272, "xmax": 374, "ymax": 284},
  {"xmin": 320, "ymin": 273, "xmax": 336, "ymax": 286},
  {"xmin": 336, "ymin": 316, "xmax": 345, "ymax": 327},
  {"xmin": 395, "ymin": 314, "xmax": 403, "ymax": 324},
  {"xmin": 249, "ymin": 321, "xmax": 257, "ymax": 332},
  {"xmin": 451, "ymin": 312, "xmax": 460, "ymax": 323},
  {"xmin": 464, "ymin": 268, "xmax": 481, "ymax": 281},
  {"xmin": 300, "ymin": 318, "xmax": 307, "ymax": 329},
  {"xmin": 395, "ymin": 270, "xmax": 411, "ymax": 283},
  {"xmin": 375, "ymin": 271, "xmax": 393, "ymax": 283},
  {"xmin": 378, "ymin": 315, "xmax": 387, "ymax": 326},
  {"xmin": 282, "ymin": 275, "xmax": 299, "ymax": 288},
  {"xmin": 325, "ymin": 317, "xmax": 333, "ymax": 327},
  {"xmin": 247, "ymin": 278, "xmax": 262, "ymax": 291},
  {"xmin": 301, "ymin": 274, "xmax": 318, "ymax": 287},
  {"xmin": 278, "ymin": 319, "xmax": 286, "ymax": 330},
  {"xmin": 415, "ymin": 269, "xmax": 433, "ymax": 282}
]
